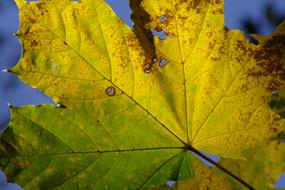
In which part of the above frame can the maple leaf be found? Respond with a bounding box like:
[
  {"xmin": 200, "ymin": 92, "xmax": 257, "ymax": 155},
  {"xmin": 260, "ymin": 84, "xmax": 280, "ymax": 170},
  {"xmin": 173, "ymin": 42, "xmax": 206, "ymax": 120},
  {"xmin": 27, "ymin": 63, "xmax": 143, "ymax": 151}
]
[{"xmin": 1, "ymin": 0, "xmax": 285, "ymax": 189}]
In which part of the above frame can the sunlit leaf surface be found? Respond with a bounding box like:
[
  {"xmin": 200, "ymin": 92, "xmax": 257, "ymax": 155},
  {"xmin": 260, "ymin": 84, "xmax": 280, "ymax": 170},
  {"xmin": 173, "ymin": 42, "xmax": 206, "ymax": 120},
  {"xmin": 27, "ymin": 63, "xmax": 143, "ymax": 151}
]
[{"xmin": 1, "ymin": 0, "xmax": 285, "ymax": 189}]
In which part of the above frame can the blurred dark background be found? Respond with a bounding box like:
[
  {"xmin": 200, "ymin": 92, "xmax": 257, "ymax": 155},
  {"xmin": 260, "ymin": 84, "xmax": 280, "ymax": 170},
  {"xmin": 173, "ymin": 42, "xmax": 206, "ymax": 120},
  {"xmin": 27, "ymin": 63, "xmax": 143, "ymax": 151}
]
[{"xmin": 0, "ymin": 0, "xmax": 285, "ymax": 188}]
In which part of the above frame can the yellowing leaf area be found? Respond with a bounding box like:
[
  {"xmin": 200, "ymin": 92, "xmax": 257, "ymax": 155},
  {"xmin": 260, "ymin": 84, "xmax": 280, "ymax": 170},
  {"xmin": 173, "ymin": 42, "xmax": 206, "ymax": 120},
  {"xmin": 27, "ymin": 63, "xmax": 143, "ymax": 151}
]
[{"xmin": 1, "ymin": 0, "xmax": 285, "ymax": 189}]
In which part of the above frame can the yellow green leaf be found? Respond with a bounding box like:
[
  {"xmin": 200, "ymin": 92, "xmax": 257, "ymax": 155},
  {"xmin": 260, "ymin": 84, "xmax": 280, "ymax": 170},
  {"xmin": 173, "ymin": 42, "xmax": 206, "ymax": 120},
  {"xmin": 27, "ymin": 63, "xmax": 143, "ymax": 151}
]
[
  {"xmin": 169, "ymin": 141, "xmax": 285, "ymax": 190},
  {"xmin": 150, "ymin": 152, "xmax": 241, "ymax": 190},
  {"xmin": 252, "ymin": 141, "xmax": 285, "ymax": 187},
  {"xmin": 1, "ymin": 0, "xmax": 285, "ymax": 189},
  {"xmin": 209, "ymin": 140, "xmax": 285, "ymax": 189},
  {"xmin": 173, "ymin": 154, "xmax": 240, "ymax": 190},
  {"xmin": 136, "ymin": 0, "xmax": 285, "ymax": 158}
]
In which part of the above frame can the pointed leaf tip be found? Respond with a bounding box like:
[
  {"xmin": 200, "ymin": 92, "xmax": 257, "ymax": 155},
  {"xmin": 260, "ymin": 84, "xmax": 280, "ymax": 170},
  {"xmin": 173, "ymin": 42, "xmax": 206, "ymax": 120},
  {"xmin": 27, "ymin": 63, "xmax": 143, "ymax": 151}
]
[{"xmin": 15, "ymin": 0, "xmax": 26, "ymax": 9}]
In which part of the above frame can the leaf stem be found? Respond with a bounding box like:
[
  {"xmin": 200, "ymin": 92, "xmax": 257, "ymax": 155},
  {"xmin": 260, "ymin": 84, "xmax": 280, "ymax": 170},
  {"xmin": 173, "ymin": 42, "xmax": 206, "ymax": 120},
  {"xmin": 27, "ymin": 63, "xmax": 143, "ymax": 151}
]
[{"xmin": 187, "ymin": 145, "xmax": 255, "ymax": 190}]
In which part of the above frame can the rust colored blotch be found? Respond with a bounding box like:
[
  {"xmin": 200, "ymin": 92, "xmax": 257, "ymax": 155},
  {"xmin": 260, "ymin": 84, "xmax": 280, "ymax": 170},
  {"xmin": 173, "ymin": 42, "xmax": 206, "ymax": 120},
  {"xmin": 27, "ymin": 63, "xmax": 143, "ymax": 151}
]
[
  {"xmin": 105, "ymin": 86, "xmax": 116, "ymax": 96},
  {"xmin": 270, "ymin": 127, "xmax": 278, "ymax": 133},
  {"xmin": 143, "ymin": 64, "xmax": 151, "ymax": 74}
]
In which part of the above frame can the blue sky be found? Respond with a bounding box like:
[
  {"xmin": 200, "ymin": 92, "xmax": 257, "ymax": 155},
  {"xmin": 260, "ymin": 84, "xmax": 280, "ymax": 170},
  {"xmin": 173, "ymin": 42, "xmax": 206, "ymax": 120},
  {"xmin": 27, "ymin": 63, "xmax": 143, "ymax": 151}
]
[{"xmin": 1, "ymin": 0, "xmax": 285, "ymax": 189}]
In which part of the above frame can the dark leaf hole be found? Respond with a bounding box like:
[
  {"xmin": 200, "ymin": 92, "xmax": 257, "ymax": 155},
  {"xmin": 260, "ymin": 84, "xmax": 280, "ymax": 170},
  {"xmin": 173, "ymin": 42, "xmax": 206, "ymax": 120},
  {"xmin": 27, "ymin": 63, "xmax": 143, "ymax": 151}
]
[
  {"xmin": 247, "ymin": 35, "xmax": 259, "ymax": 45},
  {"xmin": 59, "ymin": 104, "xmax": 67, "ymax": 108},
  {"xmin": 151, "ymin": 29, "xmax": 168, "ymax": 40},
  {"xmin": 159, "ymin": 15, "xmax": 167, "ymax": 22},
  {"xmin": 166, "ymin": 180, "xmax": 176, "ymax": 187},
  {"xmin": 272, "ymin": 91, "xmax": 280, "ymax": 98},
  {"xmin": 159, "ymin": 58, "xmax": 168, "ymax": 67},
  {"xmin": 105, "ymin": 86, "xmax": 116, "ymax": 97}
]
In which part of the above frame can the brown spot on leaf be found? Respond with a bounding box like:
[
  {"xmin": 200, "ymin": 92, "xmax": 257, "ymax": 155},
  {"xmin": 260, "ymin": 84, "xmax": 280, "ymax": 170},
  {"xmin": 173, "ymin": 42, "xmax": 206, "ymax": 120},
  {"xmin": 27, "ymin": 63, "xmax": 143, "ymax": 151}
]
[
  {"xmin": 211, "ymin": 57, "xmax": 219, "ymax": 61},
  {"xmin": 270, "ymin": 127, "xmax": 278, "ymax": 133},
  {"xmin": 105, "ymin": 86, "xmax": 116, "ymax": 96},
  {"xmin": 249, "ymin": 35, "xmax": 285, "ymax": 91},
  {"xmin": 36, "ymin": 3, "xmax": 42, "ymax": 10},
  {"xmin": 130, "ymin": 0, "xmax": 156, "ymax": 66},
  {"xmin": 143, "ymin": 63, "xmax": 151, "ymax": 73},
  {"xmin": 251, "ymin": 36, "xmax": 285, "ymax": 79},
  {"xmin": 178, "ymin": 14, "xmax": 187, "ymax": 21},
  {"xmin": 31, "ymin": 40, "xmax": 38, "ymax": 47},
  {"xmin": 29, "ymin": 18, "xmax": 36, "ymax": 24}
]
